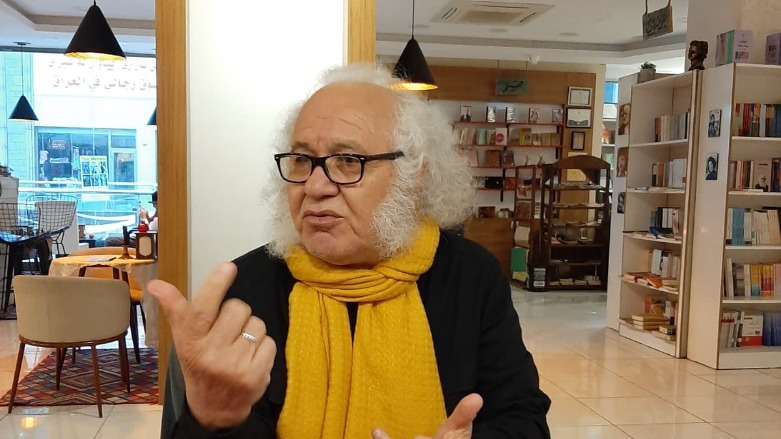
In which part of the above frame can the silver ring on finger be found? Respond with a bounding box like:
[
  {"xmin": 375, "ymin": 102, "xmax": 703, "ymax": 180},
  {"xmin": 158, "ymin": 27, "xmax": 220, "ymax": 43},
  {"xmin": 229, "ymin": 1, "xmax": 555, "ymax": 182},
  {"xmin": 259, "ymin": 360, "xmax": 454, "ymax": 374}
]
[{"xmin": 240, "ymin": 332, "xmax": 258, "ymax": 343}]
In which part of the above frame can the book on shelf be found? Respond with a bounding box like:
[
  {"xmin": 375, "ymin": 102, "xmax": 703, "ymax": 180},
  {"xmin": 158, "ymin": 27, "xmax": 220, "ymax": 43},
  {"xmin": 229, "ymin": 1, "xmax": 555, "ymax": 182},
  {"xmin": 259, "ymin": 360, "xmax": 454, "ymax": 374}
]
[
  {"xmin": 500, "ymin": 149, "xmax": 515, "ymax": 167},
  {"xmin": 653, "ymin": 111, "xmax": 690, "ymax": 142},
  {"xmin": 731, "ymin": 103, "xmax": 781, "ymax": 137},
  {"xmin": 720, "ymin": 310, "xmax": 769, "ymax": 349},
  {"xmin": 728, "ymin": 159, "xmax": 781, "ymax": 192},
  {"xmin": 650, "ymin": 159, "xmax": 687, "ymax": 188},
  {"xmin": 484, "ymin": 150, "xmax": 501, "ymax": 168},
  {"xmin": 726, "ymin": 207, "xmax": 781, "ymax": 246},
  {"xmin": 503, "ymin": 177, "xmax": 516, "ymax": 191},
  {"xmin": 649, "ymin": 207, "xmax": 682, "ymax": 236},
  {"xmin": 465, "ymin": 149, "xmax": 479, "ymax": 167},
  {"xmin": 519, "ymin": 128, "xmax": 533, "ymax": 145},
  {"xmin": 723, "ymin": 260, "xmax": 781, "ymax": 298},
  {"xmin": 495, "ymin": 127, "xmax": 508, "ymax": 146}
]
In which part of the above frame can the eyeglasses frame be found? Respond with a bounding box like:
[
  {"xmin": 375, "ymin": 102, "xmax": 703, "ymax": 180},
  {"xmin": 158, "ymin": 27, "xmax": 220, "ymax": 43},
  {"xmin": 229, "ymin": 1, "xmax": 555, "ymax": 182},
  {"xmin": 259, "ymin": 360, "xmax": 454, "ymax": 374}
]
[{"xmin": 273, "ymin": 151, "xmax": 405, "ymax": 185}]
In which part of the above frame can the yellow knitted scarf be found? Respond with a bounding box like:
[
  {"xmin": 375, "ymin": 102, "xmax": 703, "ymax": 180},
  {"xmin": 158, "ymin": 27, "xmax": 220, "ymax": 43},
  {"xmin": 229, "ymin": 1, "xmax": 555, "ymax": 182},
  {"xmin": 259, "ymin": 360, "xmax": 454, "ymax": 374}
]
[{"xmin": 277, "ymin": 219, "xmax": 446, "ymax": 439}]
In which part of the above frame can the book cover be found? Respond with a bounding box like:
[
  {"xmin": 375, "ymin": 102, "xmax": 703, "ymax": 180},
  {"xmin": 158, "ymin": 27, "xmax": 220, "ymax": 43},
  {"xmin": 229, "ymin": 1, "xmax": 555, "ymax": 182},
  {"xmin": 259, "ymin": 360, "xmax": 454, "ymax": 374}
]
[
  {"xmin": 484, "ymin": 150, "xmax": 501, "ymax": 168},
  {"xmin": 551, "ymin": 108, "xmax": 564, "ymax": 124},
  {"xmin": 529, "ymin": 107, "xmax": 541, "ymax": 124},
  {"xmin": 740, "ymin": 310, "xmax": 764, "ymax": 346},
  {"xmin": 495, "ymin": 127, "xmax": 508, "ymax": 146},
  {"xmin": 519, "ymin": 128, "xmax": 533, "ymax": 145},
  {"xmin": 500, "ymin": 149, "xmax": 515, "ymax": 168},
  {"xmin": 466, "ymin": 149, "xmax": 479, "ymax": 167}
]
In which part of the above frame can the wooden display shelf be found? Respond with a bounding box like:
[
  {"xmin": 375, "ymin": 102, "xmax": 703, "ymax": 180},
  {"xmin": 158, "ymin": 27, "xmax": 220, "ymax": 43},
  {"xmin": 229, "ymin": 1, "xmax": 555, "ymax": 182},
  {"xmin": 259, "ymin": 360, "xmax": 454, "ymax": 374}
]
[
  {"xmin": 553, "ymin": 204, "xmax": 605, "ymax": 210},
  {"xmin": 719, "ymin": 346, "xmax": 781, "ymax": 369},
  {"xmin": 623, "ymin": 233, "xmax": 682, "ymax": 245},
  {"xmin": 722, "ymin": 296, "xmax": 781, "ymax": 304},
  {"xmin": 508, "ymin": 122, "xmax": 565, "ymax": 127},
  {"xmin": 552, "ymin": 223, "xmax": 601, "ymax": 229},
  {"xmin": 731, "ymin": 136, "xmax": 781, "ymax": 143},
  {"xmin": 629, "ymin": 139, "xmax": 689, "ymax": 149},
  {"xmin": 470, "ymin": 166, "xmax": 514, "ymax": 169},
  {"xmin": 728, "ymin": 190, "xmax": 781, "ymax": 198},
  {"xmin": 476, "ymin": 188, "xmax": 512, "ymax": 192},
  {"xmin": 551, "ymin": 242, "xmax": 603, "ymax": 248},
  {"xmin": 627, "ymin": 187, "xmax": 686, "ymax": 194},
  {"xmin": 725, "ymin": 245, "xmax": 781, "ymax": 251},
  {"xmin": 620, "ymin": 277, "xmax": 680, "ymax": 295},
  {"xmin": 549, "ymin": 260, "xmax": 602, "ymax": 266},
  {"xmin": 618, "ymin": 319, "xmax": 676, "ymax": 356}
]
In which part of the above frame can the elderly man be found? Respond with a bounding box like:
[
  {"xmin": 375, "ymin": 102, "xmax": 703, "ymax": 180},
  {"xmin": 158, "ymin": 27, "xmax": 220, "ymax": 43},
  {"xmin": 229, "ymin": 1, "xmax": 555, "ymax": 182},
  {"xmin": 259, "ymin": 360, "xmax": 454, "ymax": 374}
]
[{"xmin": 152, "ymin": 64, "xmax": 551, "ymax": 439}]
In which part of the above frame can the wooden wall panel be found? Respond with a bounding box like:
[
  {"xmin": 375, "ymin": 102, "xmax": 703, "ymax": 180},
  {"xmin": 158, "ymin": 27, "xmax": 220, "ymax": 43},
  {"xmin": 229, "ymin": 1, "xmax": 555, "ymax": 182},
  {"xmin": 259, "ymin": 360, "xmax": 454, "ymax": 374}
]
[
  {"xmin": 348, "ymin": 0, "xmax": 375, "ymax": 63},
  {"xmin": 154, "ymin": 0, "xmax": 188, "ymax": 403}
]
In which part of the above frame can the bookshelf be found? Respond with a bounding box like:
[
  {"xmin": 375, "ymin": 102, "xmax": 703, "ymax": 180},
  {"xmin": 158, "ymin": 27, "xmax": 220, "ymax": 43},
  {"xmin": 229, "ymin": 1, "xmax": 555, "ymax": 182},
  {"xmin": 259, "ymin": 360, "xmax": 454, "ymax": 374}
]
[
  {"xmin": 536, "ymin": 155, "xmax": 611, "ymax": 291},
  {"xmin": 688, "ymin": 63, "xmax": 781, "ymax": 369},
  {"xmin": 616, "ymin": 71, "xmax": 700, "ymax": 358},
  {"xmin": 454, "ymin": 103, "xmax": 565, "ymax": 215}
]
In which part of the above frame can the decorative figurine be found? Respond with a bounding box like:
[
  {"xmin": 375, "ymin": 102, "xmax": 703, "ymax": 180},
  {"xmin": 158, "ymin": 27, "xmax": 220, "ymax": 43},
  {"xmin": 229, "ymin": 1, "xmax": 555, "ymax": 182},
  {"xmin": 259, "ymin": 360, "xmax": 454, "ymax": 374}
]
[{"xmin": 688, "ymin": 40, "xmax": 708, "ymax": 71}]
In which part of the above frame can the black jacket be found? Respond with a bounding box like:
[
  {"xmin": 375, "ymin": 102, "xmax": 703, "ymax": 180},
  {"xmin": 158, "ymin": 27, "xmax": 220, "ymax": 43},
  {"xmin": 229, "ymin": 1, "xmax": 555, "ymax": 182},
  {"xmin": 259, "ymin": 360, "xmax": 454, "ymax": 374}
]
[{"xmin": 164, "ymin": 230, "xmax": 551, "ymax": 438}]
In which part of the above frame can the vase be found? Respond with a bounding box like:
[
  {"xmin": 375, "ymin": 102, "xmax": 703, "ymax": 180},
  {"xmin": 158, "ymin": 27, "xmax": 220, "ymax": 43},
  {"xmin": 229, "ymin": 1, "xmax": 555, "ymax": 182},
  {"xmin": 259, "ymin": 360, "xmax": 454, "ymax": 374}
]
[{"xmin": 638, "ymin": 68, "xmax": 656, "ymax": 84}]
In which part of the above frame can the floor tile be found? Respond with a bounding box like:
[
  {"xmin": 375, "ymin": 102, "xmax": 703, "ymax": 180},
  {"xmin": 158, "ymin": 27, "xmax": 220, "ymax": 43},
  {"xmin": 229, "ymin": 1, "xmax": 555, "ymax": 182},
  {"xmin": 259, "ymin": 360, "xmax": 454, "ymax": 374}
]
[
  {"xmin": 94, "ymin": 408, "xmax": 162, "ymax": 439},
  {"xmin": 0, "ymin": 412, "xmax": 107, "ymax": 439},
  {"xmin": 665, "ymin": 393, "xmax": 781, "ymax": 423},
  {"xmin": 546, "ymin": 370, "xmax": 655, "ymax": 398},
  {"xmin": 546, "ymin": 398, "xmax": 610, "ymax": 427},
  {"xmin": 579, "ymin": 396, "xmax": 702, "ymax": 425},
  {"xmin": 617, "ymin": 423, "xmax": 736, "ymax": 439},
  {"xmin": 711, "ymin": 421, "xmax": 781, "ymax": 439},
  {"xmin": 549, "ymin": 425, "xmax": 631, "ymax": 439},
  {"xmin": 539, "ymin": 378, "xmax": 570, "ymax": 398},
  {"xmin": 743, "ymin": 391, "xmax": 781, "ymax": 412},
  {"xmin": 697, "ymin": 372, "xmax": 781, "ymax": 394}
]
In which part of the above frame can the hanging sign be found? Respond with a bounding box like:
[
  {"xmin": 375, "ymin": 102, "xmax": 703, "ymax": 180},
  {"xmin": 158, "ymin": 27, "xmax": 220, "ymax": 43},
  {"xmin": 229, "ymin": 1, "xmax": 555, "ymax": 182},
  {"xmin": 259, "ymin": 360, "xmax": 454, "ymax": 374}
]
[{"xmin": 642, "ymin": 0, "xmax": 673, "ymax": 40}]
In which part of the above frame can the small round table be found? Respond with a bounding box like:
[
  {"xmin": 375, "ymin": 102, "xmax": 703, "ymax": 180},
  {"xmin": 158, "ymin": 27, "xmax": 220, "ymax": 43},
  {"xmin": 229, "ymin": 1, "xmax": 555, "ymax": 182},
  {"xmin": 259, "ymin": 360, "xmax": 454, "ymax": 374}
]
[{"xmin": 49, "ymin": 255, "xmax": 159, "ymax": 349}]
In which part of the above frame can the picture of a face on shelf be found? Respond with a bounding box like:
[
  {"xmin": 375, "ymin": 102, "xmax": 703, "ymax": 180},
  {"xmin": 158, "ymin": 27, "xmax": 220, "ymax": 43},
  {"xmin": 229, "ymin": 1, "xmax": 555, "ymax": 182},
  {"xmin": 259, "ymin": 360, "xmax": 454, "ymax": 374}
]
[
  {"xmin": 618, "ymin": 103, "xmax": 631, "ymax": 135},
  {"xmin": 616, "ymin": 147, "xmax": 628, "ymax": 178},
  {"xmin": 705, "ymin": 153, "xmax": 718, "ymax": 181}
]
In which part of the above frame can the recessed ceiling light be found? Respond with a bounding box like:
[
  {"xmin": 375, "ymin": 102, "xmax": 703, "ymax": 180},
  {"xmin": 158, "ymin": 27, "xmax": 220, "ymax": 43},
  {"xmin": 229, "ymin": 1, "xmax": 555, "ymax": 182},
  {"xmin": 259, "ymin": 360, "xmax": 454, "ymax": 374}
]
[
  {"xmin": 413, "ymin": 24, "xmax": 429, "ymax": 30},
  {"xmin": 559, "ymin": 32, "xmax": 578, "ymax": 37},
  {"xmin": 489, "ymin": 28, "xmax": 508, "ymax": 33}
]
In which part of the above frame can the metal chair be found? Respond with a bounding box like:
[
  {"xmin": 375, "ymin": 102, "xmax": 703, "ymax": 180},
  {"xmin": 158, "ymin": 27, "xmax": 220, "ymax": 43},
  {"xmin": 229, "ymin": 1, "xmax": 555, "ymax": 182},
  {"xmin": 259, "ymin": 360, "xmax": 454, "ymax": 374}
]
[
  {"xmin": 26, "ymin": 195, "xmax": 78, "ymax": 257},
  {"xmin": 7, "ymin": 275, "xmax": 131, "ymax": 417}
]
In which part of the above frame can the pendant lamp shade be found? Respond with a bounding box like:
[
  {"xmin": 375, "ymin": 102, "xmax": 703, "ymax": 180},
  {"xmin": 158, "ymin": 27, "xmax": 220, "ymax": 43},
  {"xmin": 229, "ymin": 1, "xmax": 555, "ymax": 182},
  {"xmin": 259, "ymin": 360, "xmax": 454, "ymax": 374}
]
[
  {"xmin": 393, "ymin": 0, "xmax": 436, "ymax": 90},
  {"xmin": 8, "ymin": 42, "xmax": 38, "ymax": 122},
  {"xmin": 147, "ymin": 108, "xmax": 157, "ymax": 126},
  {"xmin": 393, "ymin": 37, "xmax": 437, "ymax": 90},
  {"xmin": 9, "ymin": 96, "xmax": 38, "ymax": 122},
  {"xmin": 65, "ymin": 2, "xmax": 126, "ymax": 61}
]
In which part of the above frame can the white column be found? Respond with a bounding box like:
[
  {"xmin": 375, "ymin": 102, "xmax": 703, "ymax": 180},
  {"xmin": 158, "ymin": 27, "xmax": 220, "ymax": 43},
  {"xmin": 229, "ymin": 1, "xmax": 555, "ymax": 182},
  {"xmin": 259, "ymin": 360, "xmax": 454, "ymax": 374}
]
[{"xmin": 187, "ymin": 0, "xmax": 347, "ymax": 291}]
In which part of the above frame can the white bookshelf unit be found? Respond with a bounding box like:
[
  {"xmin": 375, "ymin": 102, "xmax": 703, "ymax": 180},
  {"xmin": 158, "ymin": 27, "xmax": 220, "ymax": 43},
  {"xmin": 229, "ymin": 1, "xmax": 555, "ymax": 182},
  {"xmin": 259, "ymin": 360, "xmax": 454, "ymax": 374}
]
[
  {"xmin": 616, "ymin": 71, "xmax": 700, "ymax": 358},
  {"xmin": 688, "ymin": 64, "xmax": 781, "ymax": 369}
]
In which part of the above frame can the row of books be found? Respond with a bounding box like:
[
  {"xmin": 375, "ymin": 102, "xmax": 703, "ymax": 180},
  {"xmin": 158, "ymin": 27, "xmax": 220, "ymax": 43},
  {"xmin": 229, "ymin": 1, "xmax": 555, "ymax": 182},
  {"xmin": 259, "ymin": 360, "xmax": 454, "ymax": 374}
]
[
  {"xmin": 719, "ymin": 310, "xmax": 781, "ymax": 348},
  {"xmin": 723, "ymin": 259, "xmax": 781, "ymax": 298},
  {"xmin": 650, "ymin": 159, "xmax": 687, "ymax": 188},
  {"xmin": 646, "ymin": 249, "xmax": 682, "ymax": 279},
  {"xmin": 622, "ymin": 272, "xmax": 680, "ymax": 292},
  {"xmin": 465, "ymin": 149, "xmax": 515, "ymax": 168},
  {"xmin": 720, "ymin": 310, "xmax": 764, "ymax": 348},
  {"xmin": 453, "ymin": 127, "xmax": 561, "ymax": 147},
  {"xmin": 728, "ymin": 159, "xmax": 781, "ymax": 191},
  {"xmin": 731, "ymin": 103, "xmax": 781, "ymax": 137},
  {"xmin": 650, "ymin": 207, "xmax": 682, "ymax": 236},
  {"xmin": 726, "ymin": 207, "xmax": 781, "ymax": 246},
  {"xmin": 654, "ymin": 111, "xmax": 690, "ymax": 142}
]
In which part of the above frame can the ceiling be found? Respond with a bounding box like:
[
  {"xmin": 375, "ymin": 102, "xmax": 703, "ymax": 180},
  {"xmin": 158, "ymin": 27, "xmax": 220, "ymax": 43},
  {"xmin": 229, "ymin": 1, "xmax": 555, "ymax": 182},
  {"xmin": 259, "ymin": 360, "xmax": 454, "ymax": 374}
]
[{"xmin": 0, "ymin": 0, "xmax": 687, "ymax": 77}]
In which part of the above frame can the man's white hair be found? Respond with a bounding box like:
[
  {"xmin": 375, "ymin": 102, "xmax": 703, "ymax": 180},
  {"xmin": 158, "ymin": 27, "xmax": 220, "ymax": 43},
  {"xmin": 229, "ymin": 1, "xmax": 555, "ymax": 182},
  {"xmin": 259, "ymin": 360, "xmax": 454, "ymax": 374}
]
[{"xmin": 265, "ymin": 64, "xmax": 474, "ymax": 259}]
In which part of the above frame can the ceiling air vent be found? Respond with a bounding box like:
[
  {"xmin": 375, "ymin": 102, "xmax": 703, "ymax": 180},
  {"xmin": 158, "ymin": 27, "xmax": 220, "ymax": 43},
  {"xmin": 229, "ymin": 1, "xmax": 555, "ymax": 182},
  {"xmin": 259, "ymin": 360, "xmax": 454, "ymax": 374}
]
[{"xmin": 434, "ymin": 1, "xmax": 553, "ymax": 26}]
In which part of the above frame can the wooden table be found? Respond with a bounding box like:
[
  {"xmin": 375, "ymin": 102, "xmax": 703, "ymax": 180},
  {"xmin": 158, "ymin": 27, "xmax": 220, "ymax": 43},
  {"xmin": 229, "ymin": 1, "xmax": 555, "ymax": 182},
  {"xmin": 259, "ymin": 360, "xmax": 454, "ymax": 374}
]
[{"xmin": 49, "ymin": 255, "xmax": 159, "ymax": 348}]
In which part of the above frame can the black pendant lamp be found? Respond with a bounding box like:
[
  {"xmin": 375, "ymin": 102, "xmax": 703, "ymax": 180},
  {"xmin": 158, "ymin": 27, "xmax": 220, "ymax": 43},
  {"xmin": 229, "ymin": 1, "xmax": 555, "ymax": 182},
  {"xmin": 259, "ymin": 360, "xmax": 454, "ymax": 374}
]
[
  {"xmin": 147, "ymin": 108, "xmax": 157, "ymax": 126},
  {"xmin": 65, "ymin": 1, "xmax": 126, "ymax": 61},
  {"xmin": 393, "ymin": 0, "xmax": 437, "ymax": 90},
  {"xmin": 9, "ymin": 42, "xmax": 38, "ymax": 122}
]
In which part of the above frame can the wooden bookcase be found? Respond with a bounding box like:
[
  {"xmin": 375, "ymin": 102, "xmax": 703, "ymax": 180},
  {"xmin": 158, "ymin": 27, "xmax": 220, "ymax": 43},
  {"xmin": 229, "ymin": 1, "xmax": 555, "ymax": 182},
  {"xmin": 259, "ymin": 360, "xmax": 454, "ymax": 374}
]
[
  {"xmin": 688, "ymin": 64, "xmax": 781, "ymax": 369},
  {"xmin": 617, "ymin": 71, "xmax": 700, "ymax": 358},
  {"xmin": 537, "ymin": 155, "xmax": 611, "ymax": 290}
]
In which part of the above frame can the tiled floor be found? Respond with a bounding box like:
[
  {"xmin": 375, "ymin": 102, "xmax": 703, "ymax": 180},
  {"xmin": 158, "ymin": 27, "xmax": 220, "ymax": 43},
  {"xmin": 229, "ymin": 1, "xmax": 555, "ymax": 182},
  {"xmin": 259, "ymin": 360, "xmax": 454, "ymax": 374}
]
[{"xmin": 0, "ymin": 288, "xmax": 778, "ymax": 438}]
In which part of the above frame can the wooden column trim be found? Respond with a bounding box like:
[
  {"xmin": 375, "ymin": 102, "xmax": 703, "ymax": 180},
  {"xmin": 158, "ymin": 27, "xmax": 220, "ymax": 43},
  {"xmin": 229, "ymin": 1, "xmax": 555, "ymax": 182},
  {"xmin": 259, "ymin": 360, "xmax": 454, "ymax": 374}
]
[
  {"xmin": 155, "ymin": 0, "xmax": 188, "ymax": 403},
  {"xmin": 347, "ymin": 0, "xmax": 375, "ymax": 64}
]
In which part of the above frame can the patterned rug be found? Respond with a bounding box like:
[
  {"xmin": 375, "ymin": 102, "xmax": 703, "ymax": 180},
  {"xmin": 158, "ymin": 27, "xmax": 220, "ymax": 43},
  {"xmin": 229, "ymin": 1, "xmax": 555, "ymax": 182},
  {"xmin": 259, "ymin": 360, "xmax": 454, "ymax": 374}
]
[{"xmin": 0, "ymin": 348, "xmax": 158, "ymax": 407}]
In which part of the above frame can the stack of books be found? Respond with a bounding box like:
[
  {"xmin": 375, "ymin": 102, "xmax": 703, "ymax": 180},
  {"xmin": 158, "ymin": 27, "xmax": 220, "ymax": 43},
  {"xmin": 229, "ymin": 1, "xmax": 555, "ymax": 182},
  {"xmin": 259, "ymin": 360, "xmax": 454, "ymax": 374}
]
[{"xmin": 631, "ymin": 314, "xmax": 671, "ymax": 331}]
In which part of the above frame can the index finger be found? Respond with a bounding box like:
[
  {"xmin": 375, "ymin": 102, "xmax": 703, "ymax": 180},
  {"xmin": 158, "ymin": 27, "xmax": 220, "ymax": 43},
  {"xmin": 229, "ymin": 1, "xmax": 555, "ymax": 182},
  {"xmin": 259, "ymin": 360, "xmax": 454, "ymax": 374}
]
[{"xmin": 190, "ymin": 262, "xmax": 238, "ymax": 327}]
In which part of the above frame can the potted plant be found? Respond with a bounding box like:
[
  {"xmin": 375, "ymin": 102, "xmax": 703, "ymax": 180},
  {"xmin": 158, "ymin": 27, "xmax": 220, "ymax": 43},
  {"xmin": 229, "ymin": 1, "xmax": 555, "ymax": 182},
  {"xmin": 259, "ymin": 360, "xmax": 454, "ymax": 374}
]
[{"xmin": 638, "ymin": 62, "xmax": 656, "ymax": 83}]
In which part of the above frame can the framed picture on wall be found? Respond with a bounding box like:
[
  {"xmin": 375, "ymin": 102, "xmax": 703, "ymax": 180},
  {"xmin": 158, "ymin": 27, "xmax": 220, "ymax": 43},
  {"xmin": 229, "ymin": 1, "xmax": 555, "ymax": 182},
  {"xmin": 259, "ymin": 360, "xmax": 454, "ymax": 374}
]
[
  {"xmin": 566, "ymin": 108, "xmax": 592, "ymax": 128},
  {"xmin": 567, "ymin": 87, "xmax": 593, "ymax": 107},
  {"xmin": 571, "ymin": 131, "xmax": 586, "ymax": 150}
]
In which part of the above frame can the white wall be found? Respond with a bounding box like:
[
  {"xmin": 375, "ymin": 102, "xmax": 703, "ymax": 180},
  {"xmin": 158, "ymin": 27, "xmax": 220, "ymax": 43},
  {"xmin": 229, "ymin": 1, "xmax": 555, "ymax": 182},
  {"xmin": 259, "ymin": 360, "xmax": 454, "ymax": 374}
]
[{"xmin": 187, "ymin": 0, "xmax": 347, "ymax": 292}]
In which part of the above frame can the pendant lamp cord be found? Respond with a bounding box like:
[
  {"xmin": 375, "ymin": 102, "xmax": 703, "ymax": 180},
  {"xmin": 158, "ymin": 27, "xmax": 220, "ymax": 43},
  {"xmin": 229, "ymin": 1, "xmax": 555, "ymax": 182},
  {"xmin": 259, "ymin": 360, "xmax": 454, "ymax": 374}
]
[
  {"xmin": 18, "ymin": 43, "xmax": 24, "ymax": 90},
  {"xmin": 411, "ymin": 0, "xmax": 416, "ymax": 39}
]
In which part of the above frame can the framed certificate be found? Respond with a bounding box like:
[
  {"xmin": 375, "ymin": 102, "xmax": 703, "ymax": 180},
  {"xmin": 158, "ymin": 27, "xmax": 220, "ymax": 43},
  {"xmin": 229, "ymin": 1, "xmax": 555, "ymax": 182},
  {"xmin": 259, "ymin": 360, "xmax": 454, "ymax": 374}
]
[{"xmin": 567, "ymin": 87, "xmax": 593, "ymax": 107}]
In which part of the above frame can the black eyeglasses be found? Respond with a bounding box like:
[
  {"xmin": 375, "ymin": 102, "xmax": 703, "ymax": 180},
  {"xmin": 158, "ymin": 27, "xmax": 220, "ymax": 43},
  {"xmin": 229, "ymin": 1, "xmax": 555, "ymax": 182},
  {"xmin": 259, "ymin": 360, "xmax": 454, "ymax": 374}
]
[{"xmin": 274, "ymin": 151, "xmax": 404, "ymax": 185}]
